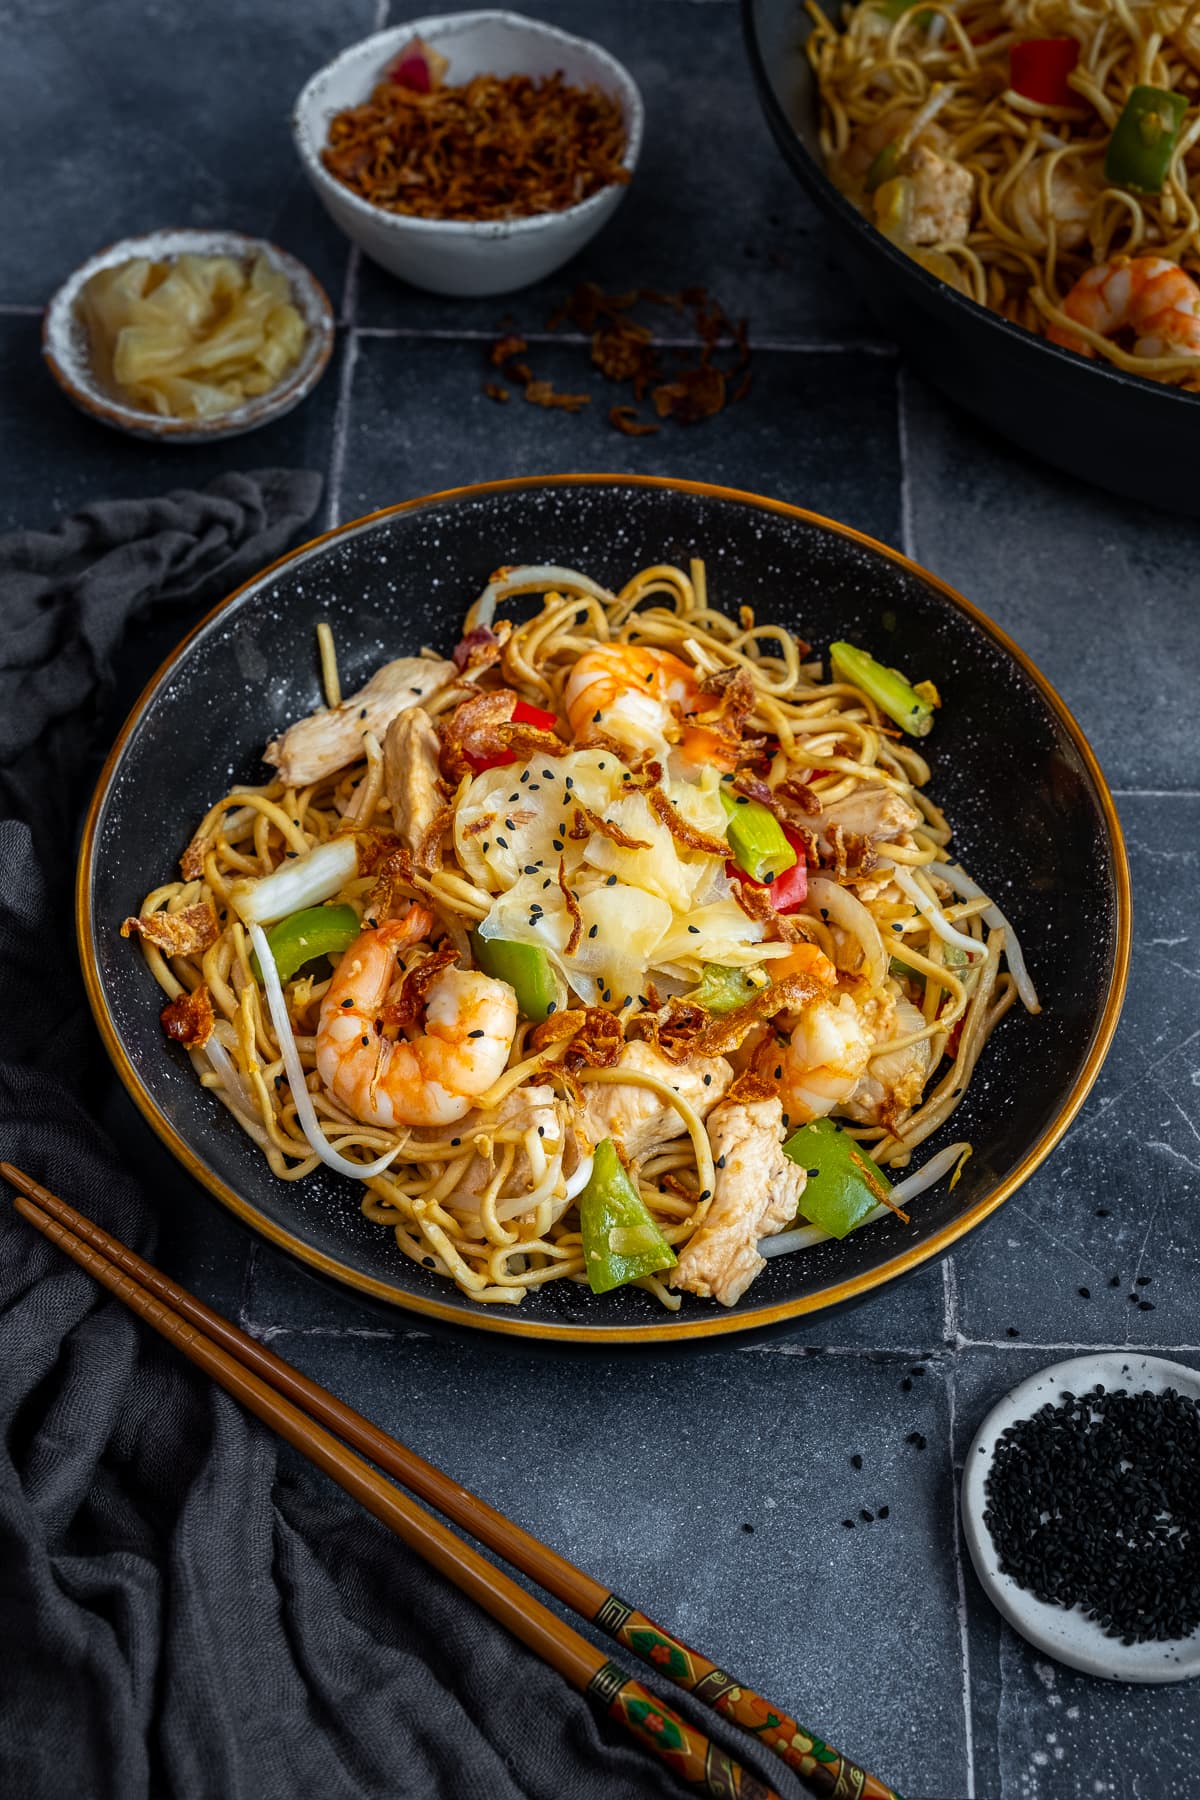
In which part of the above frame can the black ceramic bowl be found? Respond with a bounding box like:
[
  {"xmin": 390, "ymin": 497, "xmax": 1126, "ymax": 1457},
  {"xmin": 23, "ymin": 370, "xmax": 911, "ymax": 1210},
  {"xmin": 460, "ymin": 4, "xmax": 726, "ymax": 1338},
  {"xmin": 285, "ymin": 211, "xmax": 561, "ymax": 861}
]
[
  {"xmin": 743, "ymin": 0, "xmax": 1200, "ymax": 516},
  {"xmin": 79, "ymin": 475, "xmax": 1130, "ymax": 1345}
]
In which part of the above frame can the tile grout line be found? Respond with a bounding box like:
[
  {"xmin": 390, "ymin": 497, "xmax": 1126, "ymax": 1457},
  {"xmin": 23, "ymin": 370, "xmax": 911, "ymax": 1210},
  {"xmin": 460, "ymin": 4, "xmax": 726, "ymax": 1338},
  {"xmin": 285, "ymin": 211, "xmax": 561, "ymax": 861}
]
[
  {"xmin": 237, "ymin": 1322, "xmax": 1200, "ymax": 1352},
  {"xmin": 946, "ymin": 1359, "xmax": 977, "ymax": 1800},
  {"xmin": 351, "ymin": 323, "xmax": 895, "ymax": 355},
  {"xmin": 325, "ymin": 328, "xmax": 360, "ymax": 533},
  {"xmin": 325, "ymin": 231, "xmax": 364, "ymax": 531},
  {"xmin": 942, "ymin": 1255, "xmax": 977, "ymax": 1796},
  {"xmin": 896, "ymin": 363, "xmax": 916, "ymax": 561},
  {"xmin": 1110, "ymin": 787, "xmax": 1200, "ymax": 797}
]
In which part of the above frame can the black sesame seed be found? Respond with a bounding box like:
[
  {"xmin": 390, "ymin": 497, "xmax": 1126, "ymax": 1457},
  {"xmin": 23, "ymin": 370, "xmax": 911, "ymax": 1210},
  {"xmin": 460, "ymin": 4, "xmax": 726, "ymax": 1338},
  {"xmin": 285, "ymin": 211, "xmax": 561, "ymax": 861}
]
[
  {"xmin": 528, "ymin": 784, "xmax": 540, "ymax": 792},
  {"xmin": 588, "ymin": 924, "xmax": 598, "ymax": 938},
  {"xmin": 553, "ymin": 840, "xmax": 564, "ymax": 852},
  {"xmin": 1139, "ymin": 1300, "xmax": 1156, "ymax": 1312},
  {"xmin": 468, "ymin": 1029, "xmax": 484, "ymax": 1038},
  {"xmin": 606, "ymin": 875, "xmax": 617, "ymax": 886},
  {"xmin": 842, "ymin": 1519, "xmax": 855, "ymax": 1529},
  {"xmin": 716, "ymin": 1155, "xmax": 727, "ymax": 1169},
  {"xmin": 520, "ymin": 771, "xmax": 529, "ymax": 783},
  {"xmin": 524, "ymin": 864, "xmax": 538, "ymax": 874},
  {"xmin": 361, "ymin": 1035, "xmax": 370, "ymax": 1046},
  {"xmin": 422, "ymin": 1255, "xmax": 435, "ymax": 1267},
  {"xmin": 878, "ymin": 1506, "xmax": 889, "ymax": 1520},
  {"xmin": 547, "ymin": 1001, "xmax": 557, "ymax": 1014},
  {"xmin": 1078, "ymin": 1287, "xmax": 1091, "ymax": 1299},
  {"xmin": 851, "ymin": 1453, "xmax": 863, "ymax": 1470},
  {"xmin": 1096, "ymin": 1207, "xmax": 1111, "ymax": 1217},
  {"xmin": 1137, "ymin": 1276, "xmax": 1152, "ymax": 1287},
  {"xmin": 341, "ymin": 998, "xmax": 354, "ymax": 1007},
  {"xmin": 592, "ymin": 711, "xmax": 601, "ymax": 722},
  {"xmin": 900, "ymin": 1377, "xmax": 913, "ymax": 1393},
  {"xmin": 703, "ymin": 1073, "xmax": 712, "ymax": 1086},
  {"xmin": 860, "ymin": 1509, "xmax": 874, "ymax": 1523},
  {"xmin": 982, "ymin": 1384, "xmax": 1200, "ymax": 1643},
  {"xmin": 741, "ymin": 1522, "xmax": 754, "ymax": 1534},
  {"xmin": 542, "ymin": 769, "xmax": 553, "ymax": 780},
  {"xmin": 911, "ymin": 1365, "xmax": 926, "ymax": 1377},
  {"xmin": 451, "ymin": 1137, "xmax": 461, "ymax": 1147},
  {"xmin": 688, "ymin": 925, "xmax": 700, "ymax": 934},
  {"xmin": 496, "ymin": 836, "xmax": 508, "ymax": 848},
  {"xmin": 1110, "ymin": 1275, "xmax": 1121, "ymax": 1287},
  {"xmin": 1006, "ymin": 1326, "xmax": 1020, "ymax": 1337}
]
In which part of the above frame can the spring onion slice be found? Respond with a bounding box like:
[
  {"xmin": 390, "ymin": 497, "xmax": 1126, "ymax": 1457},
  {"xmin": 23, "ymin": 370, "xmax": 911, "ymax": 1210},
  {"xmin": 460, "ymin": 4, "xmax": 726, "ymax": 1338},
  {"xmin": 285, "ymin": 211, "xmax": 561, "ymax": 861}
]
[
  {"xmin": 248, "ymin": 921, "xmax": 401, "ymax": 1180},
  {"xmin": 467, "ymin": 565, "xmax": 616, "ymax": 632},
  {"xmin": 881, "ymin": 859, "xmax": 986, "ymax": 962},
  {"xmin": 934, "ymin": 863, "xmax": 1041, "ymax": 1013},
  {"xmin": 759, "ymin": 1141, "xmax": 970, "ymax": 1258},
  {"xmin": 233, "ymin": 837, "xmax": 358, "ymax": 927}
]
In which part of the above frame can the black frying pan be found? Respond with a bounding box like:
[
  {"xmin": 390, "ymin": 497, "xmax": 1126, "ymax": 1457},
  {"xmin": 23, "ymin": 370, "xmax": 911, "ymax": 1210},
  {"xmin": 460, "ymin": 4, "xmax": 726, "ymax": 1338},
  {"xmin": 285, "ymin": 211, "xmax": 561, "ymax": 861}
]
[{"xmin": 743, "ymin": 0, "xmax": 1200, "ymax": 516}]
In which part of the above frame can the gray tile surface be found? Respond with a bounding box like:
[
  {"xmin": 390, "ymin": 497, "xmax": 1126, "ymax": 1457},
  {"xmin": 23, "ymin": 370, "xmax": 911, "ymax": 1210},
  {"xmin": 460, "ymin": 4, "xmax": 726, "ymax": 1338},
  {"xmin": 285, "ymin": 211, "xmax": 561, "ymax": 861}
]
[
  {"xmin": 351, "ymin": 0, "xmax": 882, "ymax": 345},
  {"xmin": 335, "ymin": 334, "xmax": 902, "ymax": 544},
  {"xmin": 5, "ymin": 0, "xmax": 1200, "ymax": 1794}
]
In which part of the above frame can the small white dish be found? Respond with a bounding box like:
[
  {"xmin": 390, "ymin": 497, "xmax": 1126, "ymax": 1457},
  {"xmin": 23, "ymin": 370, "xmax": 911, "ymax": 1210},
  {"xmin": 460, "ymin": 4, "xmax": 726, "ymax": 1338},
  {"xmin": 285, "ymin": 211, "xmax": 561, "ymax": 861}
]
[
  {"xmin": 961, "ymin": 1352, "xmax": 1200, "ymax": 1684},
  {"xmin": 291, "ymin": 10, "xmax": 643, "ymax": 297},
  {"xmin": 43, "ymin": 229, "xmax": 335, "ymax": 444}
]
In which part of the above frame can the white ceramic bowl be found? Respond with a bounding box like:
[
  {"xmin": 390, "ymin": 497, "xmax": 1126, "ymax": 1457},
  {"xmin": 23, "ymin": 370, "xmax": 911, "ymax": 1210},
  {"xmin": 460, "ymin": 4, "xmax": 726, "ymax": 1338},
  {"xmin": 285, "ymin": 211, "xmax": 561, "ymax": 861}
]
[
  {"xmin": 291, "ymin": 10, "xmax": 643, "ymax": 298},
  {"xmin": 961, "ymin": 1353, "xmax": 1200, "ymax": 1684},
  {"xmin": 42, "ymin": 229, "xmax": 335, "ymax": 444}
]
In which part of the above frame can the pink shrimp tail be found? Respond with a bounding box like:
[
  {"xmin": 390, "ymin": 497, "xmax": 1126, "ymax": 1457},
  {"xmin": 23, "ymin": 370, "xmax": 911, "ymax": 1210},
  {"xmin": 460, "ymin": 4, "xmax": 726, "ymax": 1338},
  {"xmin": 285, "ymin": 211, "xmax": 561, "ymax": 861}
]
[{"xmin": 376, "ymin": 904, "xmax": 434, "ymax": 951}]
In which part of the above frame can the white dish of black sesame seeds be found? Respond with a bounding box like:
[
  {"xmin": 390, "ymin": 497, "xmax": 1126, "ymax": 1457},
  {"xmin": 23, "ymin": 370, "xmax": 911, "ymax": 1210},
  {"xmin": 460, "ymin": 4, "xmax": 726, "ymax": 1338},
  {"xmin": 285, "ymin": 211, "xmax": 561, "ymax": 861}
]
[{"xmin": 962, "ymin": 1353, "xmax": 1200, "ymax": 1683}]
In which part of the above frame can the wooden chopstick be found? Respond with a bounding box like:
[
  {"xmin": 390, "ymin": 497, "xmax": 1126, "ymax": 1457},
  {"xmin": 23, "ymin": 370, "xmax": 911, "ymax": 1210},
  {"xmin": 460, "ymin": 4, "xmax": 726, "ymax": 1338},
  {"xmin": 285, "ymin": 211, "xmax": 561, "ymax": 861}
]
[{"xmin": 5, "ymin": 1162, "xmax": 903, "ymax": 1800}]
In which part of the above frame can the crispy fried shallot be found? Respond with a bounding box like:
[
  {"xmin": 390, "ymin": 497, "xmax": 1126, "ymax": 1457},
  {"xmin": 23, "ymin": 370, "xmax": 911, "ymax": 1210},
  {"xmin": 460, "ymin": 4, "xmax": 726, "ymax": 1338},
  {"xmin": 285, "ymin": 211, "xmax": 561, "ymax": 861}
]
[
  {"xmin": 384, "ymin": 944, "xmax": 460, "ymax": 1033},
  {"xmin": 160, "ymin": 983, "xmax": 215, "ymax": 1049},
  {"xmin": 556, "ymin": 857, "xmax": 584, "ymax": 956},
  {"xmin": 567, "ymin": 802, "xmax": 651, "ymax": 850},
  {"xmin": 121, "ymin": 902, "xmax": 220, "ymax": 958}
]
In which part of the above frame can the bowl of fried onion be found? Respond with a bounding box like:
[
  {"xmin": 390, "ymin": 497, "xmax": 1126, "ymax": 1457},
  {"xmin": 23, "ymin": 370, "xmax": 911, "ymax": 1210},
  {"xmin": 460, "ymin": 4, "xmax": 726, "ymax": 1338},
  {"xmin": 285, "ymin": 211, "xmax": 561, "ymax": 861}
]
[{"xmin": 292, "ymin": 11, "xmax": 644, "ymax": 297}]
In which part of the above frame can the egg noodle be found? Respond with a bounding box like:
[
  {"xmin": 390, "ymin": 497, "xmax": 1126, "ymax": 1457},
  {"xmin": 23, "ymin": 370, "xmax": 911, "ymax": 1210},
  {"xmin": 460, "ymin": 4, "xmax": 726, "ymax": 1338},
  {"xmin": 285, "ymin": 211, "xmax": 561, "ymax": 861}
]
[
  {"xmin": 807, "ymin": 0, "xmax": 1200, "ymax": 385},
  {"xmin": 128, "ymin": 560, "xmax": 1038, "ymax": 1311}
]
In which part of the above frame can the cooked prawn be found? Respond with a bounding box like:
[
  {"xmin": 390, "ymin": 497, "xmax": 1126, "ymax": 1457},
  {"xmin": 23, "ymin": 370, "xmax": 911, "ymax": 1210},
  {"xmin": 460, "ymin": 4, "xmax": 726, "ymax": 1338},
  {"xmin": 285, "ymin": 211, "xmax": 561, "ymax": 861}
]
[
  {"xmin": 316, "ymin": 907, "xmax": 518, "ymax": 1128},
  {"xmin": 1048, "ymin": 256, "xmax": 1200, "ymax": 360},
  {"xmin": 780, "ymin": 994, "xmax": 873, "ymax": 1126},
  {"xmin": 564, "ymin": 643, "xmax": 732, "ymax": 769},
  {"xmin": 1009, "ymin": 157, "xmax": 1095, "ymax": 253},
  {"xmin": 840, "ymin": 995, "xmax": 932, "ymax": 1129}
]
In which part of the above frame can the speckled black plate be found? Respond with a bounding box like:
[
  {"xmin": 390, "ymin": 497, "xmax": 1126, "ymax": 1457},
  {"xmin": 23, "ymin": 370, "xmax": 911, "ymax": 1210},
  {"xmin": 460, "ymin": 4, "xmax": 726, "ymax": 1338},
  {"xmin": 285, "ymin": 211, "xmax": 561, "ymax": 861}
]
[{"xmin": 78, "ymin": 476, "xmax": 1131, "ymax": 1343}]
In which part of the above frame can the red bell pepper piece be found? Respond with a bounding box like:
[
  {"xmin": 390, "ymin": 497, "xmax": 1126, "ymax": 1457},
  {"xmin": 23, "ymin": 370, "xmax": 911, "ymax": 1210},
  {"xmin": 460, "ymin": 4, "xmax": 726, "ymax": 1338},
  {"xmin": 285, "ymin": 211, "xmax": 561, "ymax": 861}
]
[
  {"xmin": 727, "ymin": 826, "xmax": 808, "ymax": 913},
  {"xmin": 1009, "ymin": 38, "xmax": 1079, "ymax": 106},
  {"xmin": 464, "ymin": 699, "xmax": 560, "ymax": 774}
]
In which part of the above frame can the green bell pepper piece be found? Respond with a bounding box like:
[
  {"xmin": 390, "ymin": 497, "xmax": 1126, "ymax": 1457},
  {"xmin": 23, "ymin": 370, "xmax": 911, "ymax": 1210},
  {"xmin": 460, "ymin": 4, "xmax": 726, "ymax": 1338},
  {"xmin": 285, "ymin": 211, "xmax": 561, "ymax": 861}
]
[
  {"xmin": 691, "ymin": 962, "xmax": 764, "ymax": 1014},
  {"xmin": 579, "ymin": 1138, "xmax": 677, "ymax": 1294},
  {"xmin": 865, "ymin": 141, "xmax": 901, "ymax": 193},
  {"xmin": 1105, "ymin": 86, "xmax": 1187, "ymax": 194},
  {"xmin": 251, "ymin": 903, "xmax": 360, "ymax": 985},
  {"xmin": 471, "ymin": 932, "xmax": 558, "ymax": 1022},
  {"xmin": 782, "ymin": 1117, "xmax": 894, "ymax": 1239},
  {"xmin": 719, "ymin": 786, "xmax": 797, "ymax": 885},
  {"xmin": 829, "ymin": 641, "xmax": 936, "ymax": 737}
]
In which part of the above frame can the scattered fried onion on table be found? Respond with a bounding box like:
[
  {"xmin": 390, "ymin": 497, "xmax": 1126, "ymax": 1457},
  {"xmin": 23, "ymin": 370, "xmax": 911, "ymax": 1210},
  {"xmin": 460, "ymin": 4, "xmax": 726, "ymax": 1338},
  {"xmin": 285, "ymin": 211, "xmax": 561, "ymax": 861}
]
[{"xmin": 128, "ymin": 559, "xmax": 1038, "ymax": 1313}]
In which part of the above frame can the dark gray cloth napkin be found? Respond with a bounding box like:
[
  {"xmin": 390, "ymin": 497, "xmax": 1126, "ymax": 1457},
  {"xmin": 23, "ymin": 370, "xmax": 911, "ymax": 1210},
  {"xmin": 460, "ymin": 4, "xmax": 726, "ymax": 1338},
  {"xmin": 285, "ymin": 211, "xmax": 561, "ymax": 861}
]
[{"xmin": 0, "ymin": 474, "xmax": 783, "ymax": 1800}]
